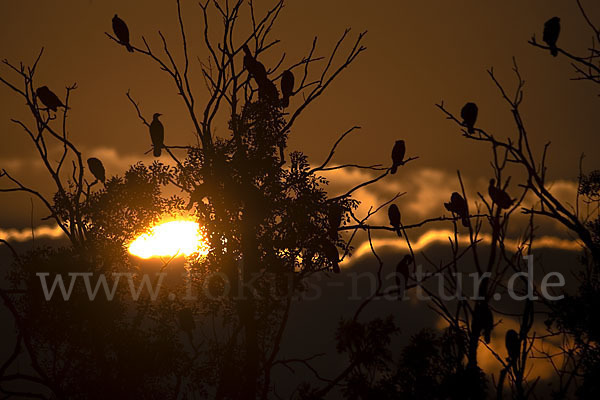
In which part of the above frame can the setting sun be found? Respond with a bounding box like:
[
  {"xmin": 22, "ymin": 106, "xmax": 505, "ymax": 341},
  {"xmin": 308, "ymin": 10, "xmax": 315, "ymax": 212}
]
[{"xmin": 128, "ymin": 220, "xmax": 209, "ymax": 259}]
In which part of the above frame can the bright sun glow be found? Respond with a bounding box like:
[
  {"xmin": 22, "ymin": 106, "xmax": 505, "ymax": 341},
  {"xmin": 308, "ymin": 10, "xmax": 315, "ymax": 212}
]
[{"xmin": 128, "ymin": 220, "xmax": 210, "ymax": 259}]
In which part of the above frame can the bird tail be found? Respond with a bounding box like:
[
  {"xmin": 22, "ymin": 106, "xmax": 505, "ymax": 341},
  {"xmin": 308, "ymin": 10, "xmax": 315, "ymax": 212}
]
[
  {"xmin": 550, "ymin": 46, "xmax": 558, "ymax": 57},
  {"xmin": 461, "ymin": 216, "xmax": 470, "ymax": 228},
  {"xmin": 281, "ymin": 96, "xmax": 290, "ymax": 108},
  {"xmin": 468, "ymin": 126, "xmax": 475, "ymax": 134},
  {"xmin": 396, "ymin": 227, "xmax": 402, "ymax": 238},
  {"xmin": 153, "ymin": 147, "xmax": 162, "ymax": 157},
  {"xmin": 390, "ymin": 165, "xmax": 398, "ymax": 175},
  {"xmin": 126, "ymin": 43, "xmax": 134, "ymax": 53}
]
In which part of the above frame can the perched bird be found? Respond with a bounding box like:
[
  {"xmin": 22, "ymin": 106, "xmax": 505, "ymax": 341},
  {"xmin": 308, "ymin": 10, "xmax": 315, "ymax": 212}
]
[
  {"xmin": 543, "ymin": 17, "xmax": 561, "ymax": 57},
  {"xmin": 472, "ymin": 301, "xmax": 494, "ymax": 344},
  {"xmin": 322, "ymin": 240, "xmax": 340, "ymax": 273},
  {"xmin": 259, "ymin": 78, "xmax": 279, "ymax": 103},
  {"xmin": 280, "ymin": 69, "xmax": 294, "ymax": 107},
  {"xmin": 177, "ymin": 308, "xmax": 195, "ymax": 332},
  {"xmin": 35, "ymin": 86, "xmax": 65, "ymax": 112},
  {"xmin": 488, "ymin": 179, "xmax": 515, "ymax": 210},
  {"xmin": 149, "ymin": 113, "xmax": 164, "ymax": 157},
  {"xmin": 186, "ymin": 184, "xmax": 206, "ymax": 210},
  {"xmin": 478, "ymin": 276, "xmax": 489, "ymax": 299},
  {"xmin": 328, "ymin": 204, "xmax": 343, "ymax": 240},
  {"xmin": 395, "ymin": 254, "xmax": 413, "ymax": 289},
  {"xmin": 461, "ymin": 102, "xmax": 478, "ymax": 134},
  {"xmin": 242, "ymin": 45, "xmax": 268, "ymax": 83},
  {"xmin": 444, "ymin": 192, "xmax": 469, "ymax": 227},
  {"xmin": 388, "ymin": 204, "xmax": 402, "ymax": 237},
  {"xmin": 242, "ymin": 45, "xmax": 278, "ymax": 103},
  {"xmin": 87, "ymin": 157, "xmax": 106, "ymax": 183},
  {"xmin": 505, "ymin": 329, "xmax": 520, "ymax": 366},
  {"xmin": 112, "ymin": 14, "xmax": 134, "ymax": 52},
  {"xmin": 390, "ymin": 140, "xmax": 406, "ymax": 174}
]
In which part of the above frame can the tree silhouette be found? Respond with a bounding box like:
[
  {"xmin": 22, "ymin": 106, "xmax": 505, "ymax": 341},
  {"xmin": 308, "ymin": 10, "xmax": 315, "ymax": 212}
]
[{"xmin": 1, "ymin": 0, "xmax": 600, "ymax": 399}]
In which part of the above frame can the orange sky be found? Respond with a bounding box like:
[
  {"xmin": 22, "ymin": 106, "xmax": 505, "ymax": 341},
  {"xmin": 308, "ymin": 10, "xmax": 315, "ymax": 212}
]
[{"xmin": 0, "ymin": 0, "xmax": 599, "ymax": 229}]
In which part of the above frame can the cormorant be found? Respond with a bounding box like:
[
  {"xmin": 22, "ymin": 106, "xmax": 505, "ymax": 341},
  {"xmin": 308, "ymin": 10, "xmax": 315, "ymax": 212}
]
[
  {"xmin": 488, "ymin": 179, "xmax": 515, "ymax": 210},
  {"xmin": 150, "ymin": 113, "xmax": 164, "ymax": 157},
  {"xmin": 505, "ymin": 329, "xmax": 520, "ymax": 366},
  {"xmin": 328, "ymin": 204, "xmax": 343, "ymax": 240},
  {"xmin": 242, "ymin": 45, "xmax": 267, "ymax": 83},
  {"xmin": 444, "ymin": 192, "xmax": 469, "ymax": 227},
  {"xmin": 112, "ymin": 14, "xmax": 134, "ymax": 52},
  {"xmin": 395, "ymin": 254, "xmax": 412, "ymax": 286},
  {"xmin": 472, "ymin": 301, "xmax": 494, "ymax": 344},
  {"xmin": 543, "ymin": 17, "xmax": 561, "ymax": 57},
  {"xmin": 390, "ymin": 140, "xmax": 406, "ymax": 174},
  {"xmin": 281, "ymin": 69, "xmax": 294, "ymax": 107},
  {"xmin": 87, "ymin": 157, "xmax": 106, "ymax": 183},
  {"xmin": 35, "ymin": 86, "xmax": 65, "ymax": 112},
  {"xmin": 461, "ymin": 102, "xmax": 478, "ymax": 134},
  {"xmin": 388, "ymin": 204, "xmax": 402, "ymax": 237},
  {"xmin": 323, "ymin": 240, "xmax": 340, "ymax": 273}
]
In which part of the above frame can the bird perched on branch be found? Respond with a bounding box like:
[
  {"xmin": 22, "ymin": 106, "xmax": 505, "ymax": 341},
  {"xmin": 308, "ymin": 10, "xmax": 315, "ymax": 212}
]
[
  {"xmin": 87, "ymin": 157, "xmax": 106, "ymax": 183},
  {"xmin": 242, "ymin": 45, "xmax": 268, "ymax": 83},
  {"xmin": 280, "ymin": 69, "xmax": 294, "ymax": 107},
  {"xmin": 488, "ymin": 179, "xmax": 515, "ymax": 210},
  {"xmin": 242, "ymin": 45, "xmax": 279, "ymax": 103},
  {"xmin": 322, "ymin": 240, "xmax": 340, "ymax": 273},
  {"xmin": 444, "ymin": 192, "xmax": 469, "ymax": 227},
  {"xmin": 390, "ymin": 140, "xmax": 406, "ymax": 174},
  {"xmin": 150, "ymin": 113, "xmax": 164, "ymax": 157},
  {"xmin": 505, "ymin": 329, "xmax": 520, "ymax": 367},
  {"xmin": 395, "ymin": 254, "xmax": 412, "ymax": 292},
  {"xmin": 461, "ymin": 102, "xmax": 478, "ymax": 134},
  {"xmin": 472, "ymin": 301, "xmax": 494, "ymax": 344},
  {"xmin": 543, "ymin": 17, "xmax": 560, "ymax": 57},
  {"xmin": 327, "ymin": 204, "xmax": 343, "ymax": 240},
  {"xmin": 388, "ymin": 204, "xmax": 402, "ymax": 237},
  {"xmin": 112, "ymin": 14, "xmax": 134, "ymax": 52},
  {"xmin": 186, "ymin": 184, "xmax": 208, "ymax": 210},
  {"xmin": 35, "ymin": 86, "xmax": 66, "ymax": 112}
]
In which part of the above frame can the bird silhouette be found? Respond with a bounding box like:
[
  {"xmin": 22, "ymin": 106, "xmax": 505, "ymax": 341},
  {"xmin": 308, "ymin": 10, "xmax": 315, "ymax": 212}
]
[
  {"xmin": 390, "ymin": 140, "xmax": 406, "ymax": 174},
  {"xmin": 478, "ymin": 276, "xmax": 489, "ymax": 299},
  {"xmin": 322, "ymin": 240, "xmax": 340, "ymax": 273},
  {"xmin": 186, "ymin": 184, "xmax": 206, "ymax": 210},
  {"xmin": 177, "ymin": 308, "xmax": 195, "ymax": 332},
  {"xmin": 472, "ymin": 301, "xmax": 494, "ymax": 344},
  {"xmin": 112, "ymin": 14, "xmax": 134, "ymax": 52},
  {"xmin": 543, "ymin": 17, "xmax": 560, "ymax": 57},
  {"xmin": 488, "ymin": 179, "xmax": 515, "ymax": 210},
  {"xmin": 35, "ymin": 86, "xmax": 65, "ymax": 112},
  {"xmin": 395, "ymin": 254, "xmax": 412, "ymax": 288},
  {"xmin": 259, "ymin": 79, "xmax": 279, "ymax": 103},
  {"xmin": 444, "ymin": 192, "xmax": 469, "ymax": 227},
  {"xmin": 280, "ymin": 70, "xmax": 294, "ymax": 107},
  {"xmin": 242, "ymin": 45, "xmax": 268, "ymax": 83},
  {"xmin": 505, "ymin": 329, "xmax": 520, "ymax": 367},
  {"xmin": 461, "ymin": 102, "xmax": 478, "ymax": 134},
  {"xmin": 150, "ymin": 113, "xmax": 164, "ymax": 157},
  {"xmin": 242, "ymin": 45, "xmax": 279, "ymax": 103},
  {"xmin": 327, "ymin": 204, "xmax": 343, "ymax": 240},
  {"xmin": 87, "ymin": 157, "xmax": 106, "ymax": 183},
  {"xmin": 388, "ymin": 204, "xmax": 402, "ymax": 237}
]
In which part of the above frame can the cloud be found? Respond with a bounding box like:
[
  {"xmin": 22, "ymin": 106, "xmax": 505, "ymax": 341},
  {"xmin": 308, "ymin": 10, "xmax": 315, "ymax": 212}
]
[
  {"xmin": 342, "ymin": 229, "xmax": 582, "ymax": 267},
  {"xmin": 0, "ymin": 225, "xmax": 64, "ymax": 242}
]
